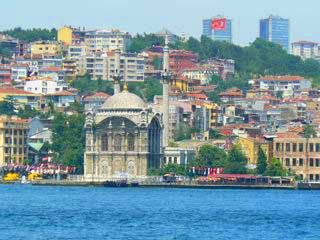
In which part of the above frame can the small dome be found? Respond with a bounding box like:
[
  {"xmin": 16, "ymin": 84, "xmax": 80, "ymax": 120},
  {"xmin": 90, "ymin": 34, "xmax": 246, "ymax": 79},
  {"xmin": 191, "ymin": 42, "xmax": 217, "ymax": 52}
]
[{"xmin": 102, "ymin": 91, "xmax": 146, "ymax": 110}]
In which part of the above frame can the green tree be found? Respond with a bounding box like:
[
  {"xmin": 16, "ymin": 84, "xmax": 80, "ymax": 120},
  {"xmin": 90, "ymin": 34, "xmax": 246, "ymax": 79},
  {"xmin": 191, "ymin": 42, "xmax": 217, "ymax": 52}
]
[
  {"xmin": 196, "ymin": 144, "xmax": 227, "ymax": 167},
  {"xmin": 2, "ymin": 27, "xmax": 57, "ymax": 42},
  {"xmin": 0, "ymin": 97, "xmax": 16, "ymax": 115},
  {"xmin": 224, "ymin": 145, "xmax": 247, "ymax": 174},
  {"xmin": 72, "ymin": 74, "xmax": 113, "ymax": 95},
  {"xmin": 303, "ymin": 124, "xmax": 317, "ymax": 139},
  {"xmin": 128, "ymin": 33, "xmax": 165, "ymax": 53},
  {"xmin": 50, "ymin": 112, "xmax": 85, "ymax": 173},
  {"xmin": 209, "ymin": 128, "xmax": 224, "ymax": 139},
  {"xmin": 173, "ymin": 123, "xmax": 192, "ymax": 141},
  {"xmin": 265, "ymin": 157, "xmax": 287, "ymax": 177},
  {"xmin": 256, "ymin": 146, "xmax": 268, "ymax": 175}
]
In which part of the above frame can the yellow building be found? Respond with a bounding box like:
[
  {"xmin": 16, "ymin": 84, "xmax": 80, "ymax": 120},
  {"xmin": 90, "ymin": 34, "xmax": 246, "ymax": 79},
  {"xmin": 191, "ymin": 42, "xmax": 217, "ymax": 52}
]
[
  {"xmin": 0, "ymin": 115, "xmax": 29, "ymax": 166},
  {"xmin": 238, "ymin": 136, "xmax": 271, "ymax": 167},
  {"xmin": 31, "ymin": 41, "xmax": 61, "ymax": 57},
  {"xmin": 58, "ymin": 26, "xmax": 73, "ymax": 45},
  {"xmin": 0, "ymin": 88, "xmax": 41, "ymax": 110}
]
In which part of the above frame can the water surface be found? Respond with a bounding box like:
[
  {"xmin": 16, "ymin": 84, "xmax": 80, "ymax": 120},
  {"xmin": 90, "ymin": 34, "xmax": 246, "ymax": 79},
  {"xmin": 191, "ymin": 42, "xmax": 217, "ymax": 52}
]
[{"xmin": 0, "ymin": 185, "xmax": 319, "ymax": 240}]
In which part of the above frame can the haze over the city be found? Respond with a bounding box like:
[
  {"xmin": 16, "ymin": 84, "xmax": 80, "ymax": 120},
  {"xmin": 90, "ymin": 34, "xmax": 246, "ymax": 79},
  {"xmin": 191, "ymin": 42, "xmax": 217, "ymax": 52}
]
[{"xmin": 1, "ymin": 0, "xmax": 319, "ymax": 46}]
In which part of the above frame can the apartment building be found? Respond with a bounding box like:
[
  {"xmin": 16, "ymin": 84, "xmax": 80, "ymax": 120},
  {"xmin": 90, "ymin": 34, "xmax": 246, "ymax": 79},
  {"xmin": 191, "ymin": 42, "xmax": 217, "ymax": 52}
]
[
  {"xmin": 0, "ymin": 115, "xmax": 29, "ymax": 166},
  {"xmin": 80, "ymin": 52, "xmax": 145, "ymax": 82},
  {"xmin": 84, "ymin": 29, "xmax": 131, "ymax": 54}
]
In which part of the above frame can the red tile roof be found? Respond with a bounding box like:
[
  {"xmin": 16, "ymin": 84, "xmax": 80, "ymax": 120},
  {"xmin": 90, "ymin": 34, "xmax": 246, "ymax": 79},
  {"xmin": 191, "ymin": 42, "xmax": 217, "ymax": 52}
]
[
  {"xmin": 0, "ymin": 87, "xmax": 36, "ymax": 95},
  {"xmin": 185, "ymin": 92, "xmax": 208, "ymax": 100},
  {"xmin": 46, "ymin": 91, "xmax": 75, "ymax": 96},
  {"xmin": 276, "ymin": 132, "xmax": 300, "ymax": 139}
]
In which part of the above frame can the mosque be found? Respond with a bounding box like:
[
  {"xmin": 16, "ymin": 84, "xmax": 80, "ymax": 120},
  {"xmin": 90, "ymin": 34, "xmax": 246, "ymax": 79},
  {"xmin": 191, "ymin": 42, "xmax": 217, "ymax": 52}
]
[{"xmin": 83, "ymin": 45, "xmax": 170, "ymax": 181}]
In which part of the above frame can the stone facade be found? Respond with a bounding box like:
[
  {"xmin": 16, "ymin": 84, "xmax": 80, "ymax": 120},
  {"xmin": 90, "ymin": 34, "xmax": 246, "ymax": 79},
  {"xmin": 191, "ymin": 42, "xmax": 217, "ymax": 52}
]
[
  {"xmin": 273, "ymin": 137, "xmax": 320, "ymax": 180},
  {"xmin": 84, "ymin": 91, "xmax": 163, "ymax": 181}
]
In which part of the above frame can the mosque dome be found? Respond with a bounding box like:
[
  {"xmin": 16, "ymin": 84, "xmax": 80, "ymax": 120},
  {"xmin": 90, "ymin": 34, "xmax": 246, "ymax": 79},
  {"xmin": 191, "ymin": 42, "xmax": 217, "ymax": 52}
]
[{"xmin": 102, "ymin": 91, "xmax": 146, "ymax": 110}]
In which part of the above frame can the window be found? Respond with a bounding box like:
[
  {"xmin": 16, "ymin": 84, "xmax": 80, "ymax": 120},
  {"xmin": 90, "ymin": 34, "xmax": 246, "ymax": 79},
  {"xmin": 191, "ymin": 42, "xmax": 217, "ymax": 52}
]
[
  {"xmin": 174, "ymin": 157, "xmax": 177, "ymax": 164},
  {"xmin": 114, "ymin": 134, "xmax": 122, "ymax": 151},
  {"xmin": 285, "ymin": 158, "xmax": 290, "ymax": 166},
  {"xmin": 310, "ymin": 174, "xmax": 314, "ymax": 181},
  {"xmin": 292, "ymin": 158, "xmax": 297, "ymax": 166},
  {"xmin": 101, "ymin": 134, "xmax": 108, "ymax": 151},
  {"xmin": 316, "ymin": 159, "xmax": 320, "ymax": 167},
  {"xmin": 310, "ymin": 158, "xmax": 314, "ymax": 167},
  {"xmin": 310, "ymin": 143, "xmax": 314, "ymax": 152},
  {"xmin": 169, "ymin": 157, "xmax": 172, "ymax": 163},
  {"xmin": 299, "ymin": 143, "xmax": 304, "ymax": 152},
  {"xmin": 299, "ymin": 158, "xmax": 304, "ymax": 166},
  {"xmin": 286, "ymin": 143, "xmax": 290, "ymax": 152},
  {"xmin": 316, "ymin": 174, "xmax": 320, "ymax": 181},
  {"xmin": 276, "ymin": 143, "xmax": 280, "ymax": 151},
  {"xmin": 316, "ymin": 143, "xmax": 320, "ymax": 152},
  {"xmin": 292, "ymin": 143, "xmax": 297, "ymax": 152},
  {"xmin": 127, "ymin": 134, "xmax": 135, "ymax": 151}
]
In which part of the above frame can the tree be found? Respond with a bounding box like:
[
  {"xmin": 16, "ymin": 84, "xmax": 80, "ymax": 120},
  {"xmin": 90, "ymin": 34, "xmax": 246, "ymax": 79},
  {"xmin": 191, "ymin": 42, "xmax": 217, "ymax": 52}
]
[
  {"xmin": 256, "ymin": 146, "xmax": 268, "ymax": 175},
  {"xmin": 72, "ymin": 74, "xmax": 113, "ymax": 95},
  {"xmin": 224, "ymin": 145, "xmax": 247, "ymax": 174},
  {"xmin": 196, "ymin": 144, "xmax": 227, "ymax": 167},
  {"xmin": 2, "ymin": 27, "xmax": 57, "ymax": 42},
  {"xmin": 0, "ymin": 97, "xmax": 16, "ymax": 115},
  {"xmin": 128, "ymin": 33, "xmax": 165, "ymax": 53},
  {"xmin": 303, "ymin": 124, "xmax": 317, "ymax": 139},
  {"xmin": 209, "ymin": 128, "xmax": 224, "ymax": 139},
  {"xmin": 50, "ymin": 112, "xmax": 85, "ymax": 173},
  {"xmin": 173, "ymin": 123, "xmax": 192, "ymax": 141},
  {"xmin": 265, "ymin": 157, "xmax": 287, "ymax": 177}
]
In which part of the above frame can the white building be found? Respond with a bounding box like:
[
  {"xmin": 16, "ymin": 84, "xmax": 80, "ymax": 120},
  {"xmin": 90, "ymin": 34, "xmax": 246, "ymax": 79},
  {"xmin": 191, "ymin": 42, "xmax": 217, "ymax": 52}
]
[
  {"xmin": 79, "ymin": 52, "xmax": 145, "ymax": 82},
  {"xmin": 24, "ymin": 79, "xmax": 68, "ymax": 94},
  {"xmin": 67, "ymin": 44, "xmax": 87, "ymax": 60},
  {"xmin": 84, "ymin": 29, "xmax": 131, "ymax": 54},
  {"xmin": 292, "ymin": 41, "xmax": 319, "ymax": 60},
  {"xmin": 255, "ymin": 76, "xmax": 311, "ymax": 92},
  {"xmin": 11, "ymin": 64, "xmax": 28, "ymax": 82}
]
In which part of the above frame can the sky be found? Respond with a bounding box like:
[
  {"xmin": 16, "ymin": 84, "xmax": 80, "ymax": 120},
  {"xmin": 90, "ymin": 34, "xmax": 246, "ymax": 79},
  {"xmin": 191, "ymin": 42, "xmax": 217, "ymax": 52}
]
[{"xmin": 1, "ymin": 0, "xmax": 319, "ymax": 46}]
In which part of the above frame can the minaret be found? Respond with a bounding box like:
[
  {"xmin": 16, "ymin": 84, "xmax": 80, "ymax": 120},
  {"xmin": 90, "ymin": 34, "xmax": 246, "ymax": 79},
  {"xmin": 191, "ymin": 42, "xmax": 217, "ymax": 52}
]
[
  {"xmin": 161, "ymin": 38, "xmax": 170, "ymax": 147},
  {"xmin": 113, "ymin": 49, "xmax": 121, "ymax": 95}
]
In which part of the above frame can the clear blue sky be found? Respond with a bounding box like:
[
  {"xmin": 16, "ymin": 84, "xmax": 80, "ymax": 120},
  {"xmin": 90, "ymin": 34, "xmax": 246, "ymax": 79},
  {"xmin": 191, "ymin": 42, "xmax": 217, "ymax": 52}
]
[{"xmin": 1, "ymin": 0, "xmax": 319, "ymax": 46}]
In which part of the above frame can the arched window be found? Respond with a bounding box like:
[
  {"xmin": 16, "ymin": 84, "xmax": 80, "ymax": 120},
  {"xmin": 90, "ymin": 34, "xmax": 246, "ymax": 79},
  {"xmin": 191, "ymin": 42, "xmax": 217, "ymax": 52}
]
[
  {"xmin": 101, "ymin": 134, "xmax": 108, "ymax": 151},
  {"xmin": 127, "ymin": 133, "xmax": 135, "ymax": 151},
  {"xmin": 114, "ymin": 134, "xmax": 122, "ymax": 151}
]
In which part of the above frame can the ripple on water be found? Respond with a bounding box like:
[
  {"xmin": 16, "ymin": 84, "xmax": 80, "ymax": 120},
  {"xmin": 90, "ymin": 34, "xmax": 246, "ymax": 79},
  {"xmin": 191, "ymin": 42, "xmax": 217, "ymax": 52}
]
[{"xmin": 0, "ymin": 185, "xmax": 320, "ymax": 240}]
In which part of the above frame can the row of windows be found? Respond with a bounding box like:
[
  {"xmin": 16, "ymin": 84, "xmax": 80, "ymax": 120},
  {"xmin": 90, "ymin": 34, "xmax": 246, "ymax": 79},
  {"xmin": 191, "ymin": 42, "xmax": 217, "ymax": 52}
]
[
  {"xmin": 5, "ymin": 129, "xmax": 28, "ymax": 135},
  {"xmin": 5, "ymin": 137, "xmax": 27, "ymax": 145},
  {"xmin": 284, "ymin": 158, "xmax": 320, "ymax": 167},
  {"xmin": 101, "ymin": 134, "xmax": 135, "ymax": 152},
  {"xmin": 164, "ymin": 156, "xmax": 178, "ymax": 164},
  {"xmin": 276, "ymin": 143, "xmax": 320, "ymax": 152},
  {"xmin": 5, "ymin": 147, "xmax": 28, "ymax": 154}
]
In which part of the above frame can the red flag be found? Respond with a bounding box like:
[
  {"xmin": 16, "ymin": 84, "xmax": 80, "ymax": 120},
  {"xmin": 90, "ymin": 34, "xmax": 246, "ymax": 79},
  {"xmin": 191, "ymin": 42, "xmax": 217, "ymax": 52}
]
[{"xmin": 212, "ymin": 18, "xmax": 227, "ymax": 30}]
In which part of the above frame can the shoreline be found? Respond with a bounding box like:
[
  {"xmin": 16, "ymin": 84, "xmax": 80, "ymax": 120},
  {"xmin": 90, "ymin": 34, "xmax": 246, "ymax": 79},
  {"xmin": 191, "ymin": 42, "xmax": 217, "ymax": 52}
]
[{"xmin": 2, "ymin": 180, "xmax": 319, "ymax": 190}]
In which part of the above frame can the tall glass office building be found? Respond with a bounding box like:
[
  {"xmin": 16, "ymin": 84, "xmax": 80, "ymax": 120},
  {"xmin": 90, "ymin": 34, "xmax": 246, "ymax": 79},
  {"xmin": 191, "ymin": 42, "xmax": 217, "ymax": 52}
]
[
  {"xmin": 260, "ymin": 15, "xmax": 290, "ymax": 51},
  {"xmin": 202, "ymin": 17, "xmax": 232, "ymax": 43}
]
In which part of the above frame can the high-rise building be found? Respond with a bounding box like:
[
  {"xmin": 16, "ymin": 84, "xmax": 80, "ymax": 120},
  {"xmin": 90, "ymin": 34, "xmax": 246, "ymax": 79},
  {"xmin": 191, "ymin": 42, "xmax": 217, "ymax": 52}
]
[
  {"xmin": 202, "ymin": 17, "xmax": 232, "ymax": 43},
  {"xmin": 260, "ymin": 15, "xmax": 290, "ymax": 51}
]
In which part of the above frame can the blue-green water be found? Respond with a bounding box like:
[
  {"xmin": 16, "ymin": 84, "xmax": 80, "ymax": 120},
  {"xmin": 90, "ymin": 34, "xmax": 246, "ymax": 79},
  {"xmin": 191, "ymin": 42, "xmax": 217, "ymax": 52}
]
[{"xmin": 0, "ymin": 185, "xmax": 319, "ymax": 240}]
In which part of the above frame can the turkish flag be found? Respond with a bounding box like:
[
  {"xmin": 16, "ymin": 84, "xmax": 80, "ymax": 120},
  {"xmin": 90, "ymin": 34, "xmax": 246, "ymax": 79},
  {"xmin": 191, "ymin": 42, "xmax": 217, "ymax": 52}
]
[{"xmin": 212, "ymin": 18, "xmax": 227, "ymax": 30}]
